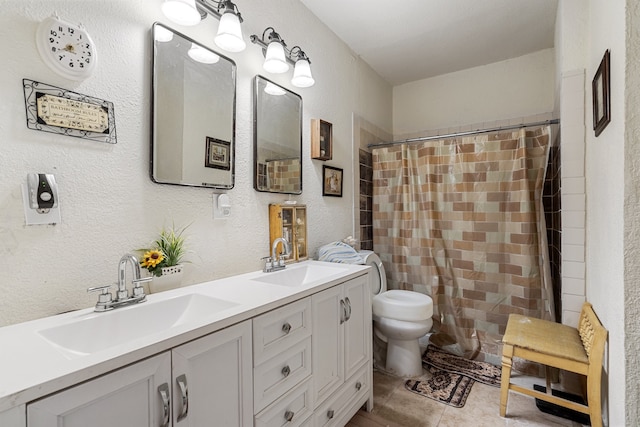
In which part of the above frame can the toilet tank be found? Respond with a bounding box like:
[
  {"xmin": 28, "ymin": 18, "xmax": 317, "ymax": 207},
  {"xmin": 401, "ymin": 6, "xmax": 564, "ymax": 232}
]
[{"xmin": 359, "ymin": 250, "xmax": 387, "ymax": 295}]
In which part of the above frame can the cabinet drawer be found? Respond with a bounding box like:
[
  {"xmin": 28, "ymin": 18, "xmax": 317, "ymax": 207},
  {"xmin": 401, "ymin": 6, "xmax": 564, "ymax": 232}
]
[
  {"xmin": 254, "ymin": 336, "xmax": 312, "ymax": 413},
  {"xmin": 255, "ymin": 377, "xmax": 313, "ymax": 427},
  {"xmin": 253, "ymin": 298, "xmax": 312, "ymax": 364},
  {"xmin": 313, "ymin": 364, "xmax": 369, "ymax": 427}
]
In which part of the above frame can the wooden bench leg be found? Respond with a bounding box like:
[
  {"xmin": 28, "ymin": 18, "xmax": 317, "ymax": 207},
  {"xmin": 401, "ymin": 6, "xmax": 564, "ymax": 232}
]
[{"xmin": 500, "ymin": 344, "xmax": 514, "ymax": 417}]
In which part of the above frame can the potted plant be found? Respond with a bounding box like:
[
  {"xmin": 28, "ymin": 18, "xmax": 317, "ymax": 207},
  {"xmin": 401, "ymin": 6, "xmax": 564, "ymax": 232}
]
[{"xmin": 140, "ymin": 223, "xmax": 189, "ymax": 293}]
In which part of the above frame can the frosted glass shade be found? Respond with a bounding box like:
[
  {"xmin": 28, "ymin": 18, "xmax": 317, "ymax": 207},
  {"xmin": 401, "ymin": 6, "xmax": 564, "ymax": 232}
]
[
  {"xmin": 264, "ymin": 82, "xmax": 286, "ymax": 96},
  {"xmin": 263, "ymin": 41, "xmax": 289, "ymax": 74},
  {"xmin": 161, "ymin": 0, "xmax": 201, "ymax": 26},
  {"xmin": 215, "ymin": 13, "xmax": 246, "ymax": 53},
  {"xmin": 291, "ymin": 59, "xmax": 315, "ymax": 87},
  {"xmin": 154, "ymin": 26, "xmax": 174, "ymax": 42},
  {"xmin": 188, "ymin": 43, "xmax": 220, "ymax": 64}
]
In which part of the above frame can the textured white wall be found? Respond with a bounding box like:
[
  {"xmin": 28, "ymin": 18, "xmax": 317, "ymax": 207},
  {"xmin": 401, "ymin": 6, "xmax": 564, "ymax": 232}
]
[
  {"xmin": 392, "ymin": 49, "xmax": 555, "ymax": 137},
  {"xmin": 583, "ymin": 0, "xmax": 626, "ymax": 425},
  {"xmin": 624, "ymin": 2, "xmax": 640, "ymax": 423},
  {"xmin": 0, "ymin": 0, "xmax": 392, "ymax": 326}
]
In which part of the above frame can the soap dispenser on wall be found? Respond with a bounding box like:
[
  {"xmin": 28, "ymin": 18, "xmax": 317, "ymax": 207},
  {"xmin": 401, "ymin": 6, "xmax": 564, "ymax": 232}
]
[{"xmin": 22, "ymin": 173, "xmax": 61, "ymax": 225}]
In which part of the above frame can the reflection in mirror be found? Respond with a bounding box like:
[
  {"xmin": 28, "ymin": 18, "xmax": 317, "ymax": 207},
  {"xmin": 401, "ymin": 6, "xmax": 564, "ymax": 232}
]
[
  {"xmin": 152, "ymin": 23, "xmax": 236, "ymax": 189},
  {"xmin": 253, "ymin": 76, "xmax": 302, "ymax": 194}
]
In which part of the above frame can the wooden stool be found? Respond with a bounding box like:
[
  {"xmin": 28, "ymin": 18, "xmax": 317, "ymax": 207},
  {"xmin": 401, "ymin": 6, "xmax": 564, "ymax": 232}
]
[{"xmin": 500, "ymin": 302, "xmax": 607, "ymax": 427}]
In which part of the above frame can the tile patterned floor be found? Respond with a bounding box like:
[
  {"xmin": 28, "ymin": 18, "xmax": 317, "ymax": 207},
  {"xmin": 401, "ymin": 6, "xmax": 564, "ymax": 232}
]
[{"xmin": 346, "ymin": 370, "xmax": 586, "ymax": 427}]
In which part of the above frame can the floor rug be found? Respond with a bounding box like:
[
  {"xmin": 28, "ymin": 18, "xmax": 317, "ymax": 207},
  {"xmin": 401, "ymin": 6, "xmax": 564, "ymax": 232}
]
[
  {"xmin": 405, "ymin": 366, "xmax": 475, "ymax": 408},
  {"xmin": 422, "ymin": 344, "xmax": 502, "ymax": 387}
]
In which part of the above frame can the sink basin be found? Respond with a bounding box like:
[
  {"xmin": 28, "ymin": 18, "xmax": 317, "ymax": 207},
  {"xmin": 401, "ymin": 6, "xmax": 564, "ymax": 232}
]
[
  {"xmin": 251, "ymin": 263, "xmax": 347, "ymax": 287},
  {"xmin": 38, "ymin": 294, "xmax": 238, "ymax": 358}
]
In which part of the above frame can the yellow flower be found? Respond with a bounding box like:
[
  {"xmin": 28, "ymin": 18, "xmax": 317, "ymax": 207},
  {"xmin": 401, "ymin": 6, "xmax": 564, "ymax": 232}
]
[{"xmin": 141, "ymin": 250, "xmax": 164, "ymax": 268}]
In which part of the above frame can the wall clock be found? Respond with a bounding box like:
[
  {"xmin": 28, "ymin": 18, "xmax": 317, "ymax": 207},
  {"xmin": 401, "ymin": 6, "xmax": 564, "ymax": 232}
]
[{"xmin": 36, "ymin": 15, "xmax": 97, "ymax": 80}]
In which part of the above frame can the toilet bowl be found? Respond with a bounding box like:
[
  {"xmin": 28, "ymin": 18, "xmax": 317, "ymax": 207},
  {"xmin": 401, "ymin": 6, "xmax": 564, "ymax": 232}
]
[{"xmin": 360, "ymin": 251, "xmax": 433, "ymax": 377}]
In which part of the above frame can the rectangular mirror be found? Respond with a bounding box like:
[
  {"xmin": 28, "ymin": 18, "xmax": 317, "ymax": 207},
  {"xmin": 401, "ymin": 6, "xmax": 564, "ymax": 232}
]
[
  {"xmin": 253, "ymin": 76, "xmax": 302, "ymax": 194},
  {"xmin": 152, "ymin": 23, "xmax": 236, "ymax": 189}
]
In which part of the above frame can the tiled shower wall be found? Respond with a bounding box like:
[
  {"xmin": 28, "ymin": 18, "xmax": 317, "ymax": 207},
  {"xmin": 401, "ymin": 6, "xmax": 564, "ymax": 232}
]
[
  {"xmin": 359, "ymin": 149, "xmax": 373, "ymax": 250},
  {"xmin": 543, "ymin": 143, "xmax": 562, "ymax": 320}
]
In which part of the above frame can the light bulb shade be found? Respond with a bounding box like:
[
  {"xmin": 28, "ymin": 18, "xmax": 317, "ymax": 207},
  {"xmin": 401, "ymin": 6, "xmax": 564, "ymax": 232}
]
[
  {"xmin": 188, "ymin": 43, "xmax": 220, "ymax": 64},
  {"xmin": 263, "ymin": 41, "xmax": 289, "ymax": 74},
  {"xmin": 291, "ymin": 58, "xmax": 315, "ymax": 87},
  {"xmin": 215, "ymin": 12, "xmax": 246, "ymax": 52},
  {"xmin": 161, "ymin": 0, "xmax": 201, "ymax": 26},
  {"xmin": 154, "ymin": 25, "xmax": 174, "ymax": 42},
  {"xmin": 264, "ymin": 82, "xmax": 286, "ymax": 96}
]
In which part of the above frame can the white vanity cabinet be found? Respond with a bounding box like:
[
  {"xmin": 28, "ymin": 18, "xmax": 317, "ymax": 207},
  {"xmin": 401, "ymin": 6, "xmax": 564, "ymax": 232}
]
[
  {"xmin": 5, "ymin": 265, "xmax": 373, "ymax": 427},
  {"xmin": 26, "ymin": 320, "xmax": 253, "ymax": 427},
  {"xmin": 312, "ymin": 275, "xmax": 372, "ymax": 426}
]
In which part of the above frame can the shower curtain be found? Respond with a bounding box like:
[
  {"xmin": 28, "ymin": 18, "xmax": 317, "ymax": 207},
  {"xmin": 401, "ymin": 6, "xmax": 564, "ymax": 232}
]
[{"xmin": 372, "ymin": 126, "xmax": 553, "ymax": 361}]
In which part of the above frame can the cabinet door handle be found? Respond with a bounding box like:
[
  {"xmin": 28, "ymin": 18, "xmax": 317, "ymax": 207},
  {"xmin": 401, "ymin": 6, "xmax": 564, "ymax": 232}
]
[
  {"xmin": 158, "ymin": 383, "xmax": 170, "ymax": 427},
  {"xmin": 282, "ymin": 365, "xmax": 291, "ymax": 378},
  {"xmin": 345, "ymin": 297, "xmax": 352, "ymax": 321},
  {"xmin": 284, "ymin": 410, "xmax": 295, "ymax": 422},
  {"xmin": 355, "ymin": 381, "xmax": 362, "ymax": 391},
  {"xmin": 339, "ymin": 299, "xmax": 346, "ymax": 324},
  {"xmin": 282, "ymin": 322, "xmax": 292, "ymax": 334},
  {"xmin": 176, "ymin": 374, "xmax": 189, "ymax": 422},
  {"xmin": 327, "ymin": 409, "xmax": 335, "ymax": 419}
]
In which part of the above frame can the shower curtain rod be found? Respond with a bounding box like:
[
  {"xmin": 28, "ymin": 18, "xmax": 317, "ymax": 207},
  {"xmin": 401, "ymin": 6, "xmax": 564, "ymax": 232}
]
[{"xmin": 368, "ymin": 119, "xmax": 560, "ymax": 149}]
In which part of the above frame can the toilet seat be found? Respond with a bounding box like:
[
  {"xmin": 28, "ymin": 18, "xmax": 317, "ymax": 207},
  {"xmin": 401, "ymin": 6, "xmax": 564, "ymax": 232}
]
[{"xmin": 372, "ymin": 290, "xmax": 433, "ymax": 322}]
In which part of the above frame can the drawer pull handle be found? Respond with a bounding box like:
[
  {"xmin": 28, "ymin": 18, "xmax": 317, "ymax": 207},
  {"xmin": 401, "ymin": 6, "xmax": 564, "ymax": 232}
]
[
  {"xmin": 284, "ymin": 410, "xmax": 295, "ymax": 422},
  {"xmin": 339, "ymin": 299, "xmax": 346, "ymax": 324},
  {"xmin": 158, "ymin": 383, "xmax": 170, "ymax": 427},
  {"xmin": 355, "ymin": 381, "xmax": 362, "ymax": 391},
  {"xmin": 345, "ymin": 297, "xmax": 352, "ymax": 321},
  {"xmin": 282, "ymin": 365, "xmax": 291, "ymax": 377},
  {"xmin": 282, "ymin": 322, "xmax": 292, "ymax": 334},
  {"xmin": 176, "ymin": 374, "xmax": 189, "ymax": 422},
  {"xmin": 327, "ymin": 409, "xmax": 335, "ymax": 419}
]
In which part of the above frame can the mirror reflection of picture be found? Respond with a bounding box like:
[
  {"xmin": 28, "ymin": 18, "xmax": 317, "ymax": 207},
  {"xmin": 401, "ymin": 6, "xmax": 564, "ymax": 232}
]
[{"xmin": 205, "ymin": 137, "xmax": 231, "ymax": 170}]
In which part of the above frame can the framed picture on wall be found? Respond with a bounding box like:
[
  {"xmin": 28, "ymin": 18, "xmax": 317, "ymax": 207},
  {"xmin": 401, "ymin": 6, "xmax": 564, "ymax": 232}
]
[
  {"xmin": 322, "ymin": 165, "xmax": 343, "ymax": 197},
  {"xmin": 592, "ymin": 49, "xmax": 611, "ymax": 137},
  {"xmin": 205, "ymin": 137, "xmax": 231, "ymax": 170}
]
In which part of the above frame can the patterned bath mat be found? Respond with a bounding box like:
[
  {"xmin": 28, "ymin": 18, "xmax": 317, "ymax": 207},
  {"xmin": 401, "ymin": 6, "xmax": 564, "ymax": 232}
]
[
  {"xmin": 405, "ymin": 366, "xmax": 475, "ymax": 408},
  {"xmin": 422, "ymin": 344, "xmax": 502, "ymax": 387}
]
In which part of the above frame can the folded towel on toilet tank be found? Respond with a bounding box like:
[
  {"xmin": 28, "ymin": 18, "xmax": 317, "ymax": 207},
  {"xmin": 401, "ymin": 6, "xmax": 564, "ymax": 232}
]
[{"xmin": 318, "ymin": 241, "xmax": 365, "ymax": 264}]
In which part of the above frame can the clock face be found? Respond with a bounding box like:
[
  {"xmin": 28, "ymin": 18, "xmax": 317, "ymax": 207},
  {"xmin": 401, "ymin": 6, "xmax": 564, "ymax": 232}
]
[{"xmin": 36, "ymin": 16, "xmax": 97, "ymax": 80}]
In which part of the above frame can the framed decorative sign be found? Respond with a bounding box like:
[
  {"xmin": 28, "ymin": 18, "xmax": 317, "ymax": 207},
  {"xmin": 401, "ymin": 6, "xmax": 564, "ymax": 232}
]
[
  {"xmin": 22, "ymin": 79, "xmax": 117, "ymax": 144},
  {"xmin": 205, "ymin": 137, "xmax": 231, "ymax": 170},
  {"xmin": 322, "ymin": 165, "xmax": 343, "ymax": 197},
  {"xmin": 592, "ymin": 49, "xmax": 611, "ymax": 137}
]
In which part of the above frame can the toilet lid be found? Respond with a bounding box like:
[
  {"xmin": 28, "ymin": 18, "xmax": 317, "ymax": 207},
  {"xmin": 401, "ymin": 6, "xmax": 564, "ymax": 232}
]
[
  {"xmin": 372, "ymin": 290, "xmax": 433, "ymax": 322},
  {"xmin": 359, "ymin": 250, "xmax": 387, "ymax": 295}
]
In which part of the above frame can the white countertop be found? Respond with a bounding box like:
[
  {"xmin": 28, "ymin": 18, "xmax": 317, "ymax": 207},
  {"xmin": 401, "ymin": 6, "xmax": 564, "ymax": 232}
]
[{"xmin": 0, "ymin": 260, "xmax": 370, "ymax": 412}]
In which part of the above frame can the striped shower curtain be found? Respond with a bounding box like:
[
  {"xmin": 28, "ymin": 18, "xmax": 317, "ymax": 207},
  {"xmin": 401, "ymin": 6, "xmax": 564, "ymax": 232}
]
[{"xmin": 372, "ymin": 126, "xmax": 553, "ymax": 361}]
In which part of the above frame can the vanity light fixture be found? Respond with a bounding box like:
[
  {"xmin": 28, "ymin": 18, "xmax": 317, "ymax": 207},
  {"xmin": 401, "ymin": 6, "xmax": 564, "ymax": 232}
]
[
  {"xmin": 250, "ymin": 27, "xmax": 315, "ymax": 88},
  {"xmin": 161, "ymin": 0, "xmax": 246, "ymax": 53},
  {"xmin": 154, "ymin": 25, "xmax": 174, "ymax": 42},
  {"xmin": 264, "ymin": 82, "xmax": 286, "ymax": 96}
]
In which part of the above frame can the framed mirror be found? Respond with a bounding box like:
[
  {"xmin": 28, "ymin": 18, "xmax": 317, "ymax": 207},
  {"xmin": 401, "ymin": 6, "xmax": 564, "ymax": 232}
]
[
  {"xmin": 152, "ymin": 23, "xmax": 236, "ymax": 189},
  {"xmin": 253, "ymin": 76, "xmax": 302, "ymax": 194}
]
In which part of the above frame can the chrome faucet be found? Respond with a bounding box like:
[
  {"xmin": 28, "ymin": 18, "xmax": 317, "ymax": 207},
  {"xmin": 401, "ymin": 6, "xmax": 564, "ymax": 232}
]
[
  {"xmin": 263, "ymin": 237, "xmax": 291, "ymax": 272},
  {"xmin": 88, "ymin": 254, "xmax": 151, "ymax": 312}
]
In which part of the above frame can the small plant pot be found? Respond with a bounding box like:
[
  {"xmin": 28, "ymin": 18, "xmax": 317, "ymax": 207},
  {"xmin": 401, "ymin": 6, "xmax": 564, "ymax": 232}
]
[{"xmin": 149, "ymin": 264, "xmax": 184, "ymax": 293}]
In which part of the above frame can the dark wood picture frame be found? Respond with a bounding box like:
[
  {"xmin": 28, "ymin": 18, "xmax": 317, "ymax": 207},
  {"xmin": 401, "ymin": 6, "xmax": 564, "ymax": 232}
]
[
  {"xmin": 205, "ymin": 137, "xmax": 231, "ymax": 170},
  {"xmin": 592, "ymin": 49, "xmax": 611, "ymax": 137},
  {"xmin": 322, "ymin": 165, "xmax": 343, "ymax": 197}
]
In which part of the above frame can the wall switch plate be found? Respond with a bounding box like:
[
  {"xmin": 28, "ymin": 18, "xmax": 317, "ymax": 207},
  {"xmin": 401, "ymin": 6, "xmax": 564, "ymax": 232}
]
[
  {"xmin": 22, "ymin": 182, "xmax": 61, "ymax": 225},
  {"xmin": 213, "ymin": 193, "xmax": 231, "ymax": 220}
]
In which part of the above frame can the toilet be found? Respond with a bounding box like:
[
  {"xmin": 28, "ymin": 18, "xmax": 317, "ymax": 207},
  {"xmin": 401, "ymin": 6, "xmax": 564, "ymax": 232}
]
[{"xmin": 360, "ymin": 250, "xmax": 433, "ymax": 377}]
